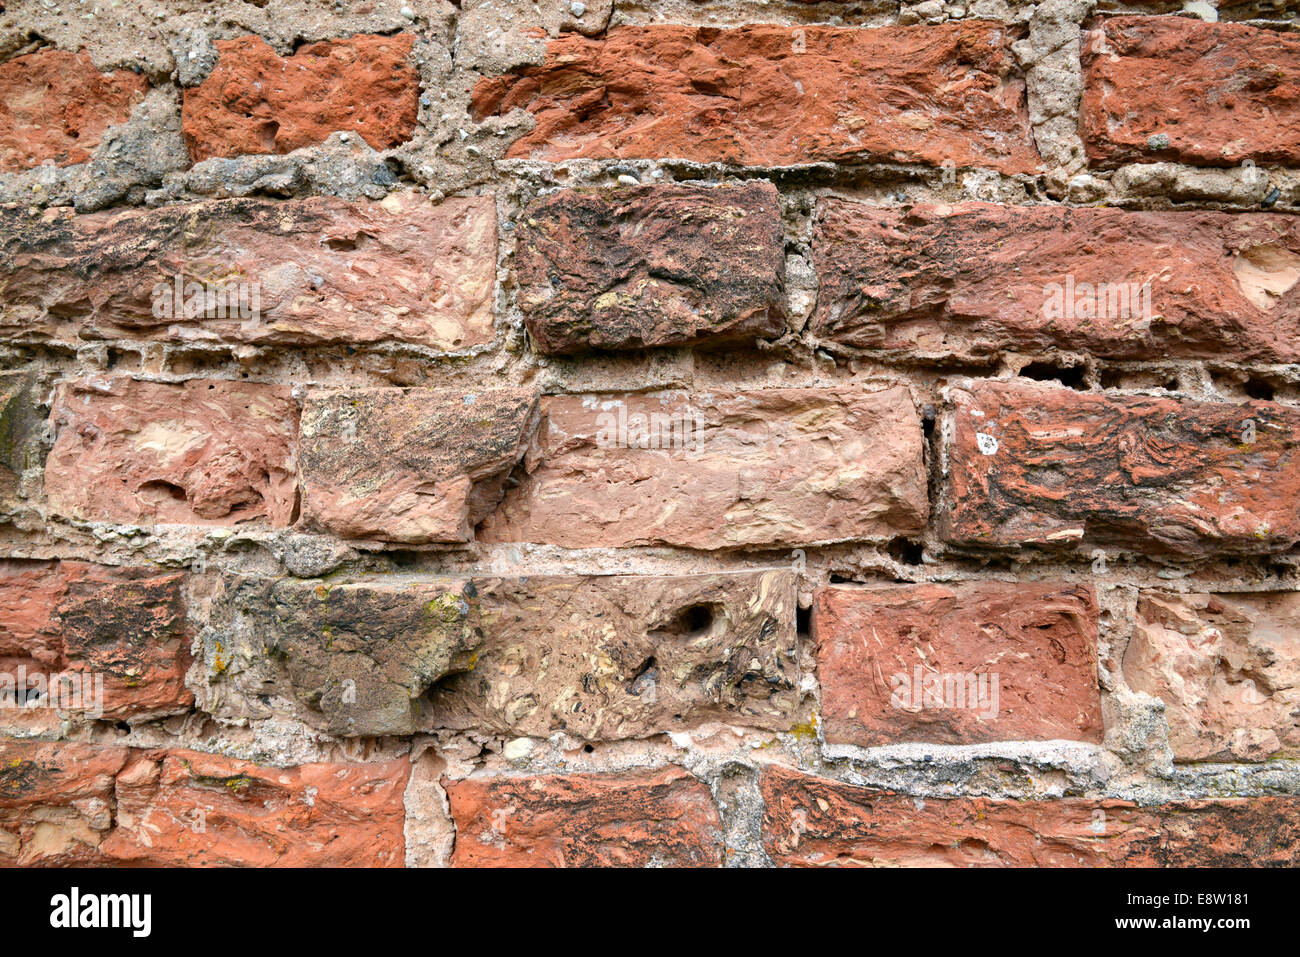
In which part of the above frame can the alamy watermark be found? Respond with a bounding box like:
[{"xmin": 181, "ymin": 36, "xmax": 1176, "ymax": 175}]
[
  {"xmin": 594, "ymin": 401, "xmax": 704, "ymax": 452},
  {"xmin": 890, "ymin": 666, "xmax": 1000, "ymax": 720},
  {"xmin": 151, "ymin": 271, "xmax": 261, "ymax": 324},
  {"xmin": 1042, "ymin": 274, "xmax": 1152, "ymax": 323},
  {"xmin": 1, "ymin": 666, "xmax": 103, "ymax": 718}
]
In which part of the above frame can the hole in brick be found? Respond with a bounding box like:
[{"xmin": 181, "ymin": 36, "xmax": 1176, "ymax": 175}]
[
  {"xmin": 796, "ymin": 606, "xmax": 811, "ymax": 638},
  {"xmin": 886, "ymin": 537, "xmax": 924, "ymax": 565},
  {"xmin": 138, "ymin": 480, "xmax": 187, "ymax": 504},
  {"xmin": 1244, "ymin": 376, "xmax": 1276, "ymax": 401},
  {"xmin": 627, "ymin": 656, "xmax": 657, "ymax": 696},
  {"xmin": 829, "ymin": 573, "xmax": 851, "ymax": 584},
  {"xmin": 583, "ymin": 744, "xmax": 594, "ymax": 753},
  {"xmin": 679, "ymin": 604, "xmax": 714, "ymax": 635},
  {"xmin": 1019, "ymin": 360, "xmax": 1087, "ymax": 390},
  {"xmin": 387, "ymin": 550, "xmax": 422, "ymax": 569}
]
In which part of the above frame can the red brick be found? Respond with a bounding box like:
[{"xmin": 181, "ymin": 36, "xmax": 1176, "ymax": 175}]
[
  {"xmin": 941, "ymin": 380, "xmax": 1300, "ymax": 557},
  {"xmin": 182, "ymin": 34, "xmax": 419, "ymax": 160},
  {"xmin": 0, "ymin": 741, "xmax": 129, "ymax": 866},
  {"xmin": 0, "ymin": 371, "xmax": 39, "ymax": 508},
  {"xmin": 760, "ymin": 765, "xmax": 1300, "ymax": 867},
  {"xmin": 514, "ymin": 183, "xmax": 786, "ymax": 355},
  {"xmin": 446, "ymin": 768, "xmax": 723, "ymax": 867},
  {"xmin": 101, "ymin": 749, "xmax": 409, "ymax": 867},
  {"xmin": 815, "ymin": 582, "xmax": 1101, "ymax": 747},
  {"xmin": 0, "ymin": 192, "xmax": 496, "ymax": 351},
  {"xmin": 0, "ymin": 740, "xmax": 408, "ymax": 866},
  {"xmin": 1124, "ymin": 591, "xmax": 1300, "ymax": 762},
  {"xmin": 0, "ymin": 560, "xmax": 192, "ymax": 720},
  {"xmin": 298, "ymin": 387, "xmax": 540, "ymax": 544},
  {"xmin": 813, "ymin": 199, "xmax": 1300, "ymax": 362},
  {"xmin": 477, "ymin": 387, "xmax": 928, "ymax": 549},
  {"xmin": 0, "ymin": 50, "xmax": 148, "ymax": 172},
  {"xmin": 1082, "ymin": 17, "xmax": 1300, "ymax": 168},
  {"xmin": 45, "ymin": 377, "xmax": 298, "ymax": 528},
  {"xmin": 472, "ymin": 23, "xmax": 1040, "ymax": 173}
]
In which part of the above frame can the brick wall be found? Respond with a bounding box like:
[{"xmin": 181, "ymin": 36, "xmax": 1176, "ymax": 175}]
[{"xmin": 0, "ymin": 0, "xmax": 1298, "ymax": 868}]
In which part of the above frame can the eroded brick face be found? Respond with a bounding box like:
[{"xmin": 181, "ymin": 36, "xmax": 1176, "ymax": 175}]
[
  {"xmin": 760, "ymin": 766, "xmax": 1300, "ymax": 867},
  {"xmin": 0, "ymin": 560, "xmax": 192, "ymax": 720},
  {"xmin": 0, "ymin": 192, "xmax": 496, "ymax": 350},
  {"xmin": 813, "ymin": 200, "xmax": 1300, "ymax": 362},
  {"xmin": 1125, "ymin": 592, "xmax": 1300, "ymax": 761},
  {"xmin": 0, "ymin": 740, "xmax": 408, "ymax": 867},
  {"xmin": 478, "ymin": 387, "xmax": 928, "ymax": 549},
  {"xmin": 45, "ymin": 377, "xmax": 298, "ymax": 527},
  {"xmin": 0, "ymin": 50, "xmax": 148, "ymax": 171},
  {"xmin": 183, "ymin": 34, "xmax": 420, "ymax": 160},
  {"xmin": 445, "ymin": 768, "xmax": 723, "ymax": 867},
  {"xmin": 514, "ymin": 183, "xmax": 786, "ymax": 354},
  {"xmin": 1081, "ymin": 17, "xmax": 1300, "ymax": 168},
  {"xmin": 472, "ymin": 23, "xmax": 1040, "ymax": 173},
  {"xmin": 942, "ymin": 380, "xmax": 1300, "ymax": 557},
  {"xmin": 297, "ymin": 387, "xmax": 540, "ymax": 544},
  {"xmin": 815, "ymin": 582, "xmax": 1102, "ymax": 747}
]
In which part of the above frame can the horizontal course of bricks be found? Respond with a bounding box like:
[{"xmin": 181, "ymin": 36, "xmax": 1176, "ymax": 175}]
[{"xmin": 1, "ymin": 0, "xmax": 1298, "ymax": 867}]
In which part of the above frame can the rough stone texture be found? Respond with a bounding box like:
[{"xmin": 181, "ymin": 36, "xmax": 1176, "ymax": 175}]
[
  {"xmin": 1125, "ymin": 592, "xmax": 1300, "ymax": 762},
  {"xmin": 472, "ymin": 23, "xmax": 1041, "ymax": 174},
  {"xmin": 445, "ymin": 768, "xmax": 723, "ymax": 867},
  {"xmin": 514, "ymin": 183, "xmax": 785, "ymax": 355},
  {"xmin": 815, "ymin": 582, "xmax": 1102, "ymax": 747},
  {"xmin": 479, "ymin": 387, "xmax": 927, "ymax": 549},
  {"xmin": 45, "ymin": 377, "xmax": 298, "ymax": 527},
  {"xmin": 813, "ymin": 199, "xmax": 1300, "ymax": 362},
  {"xmin": 1081, "ymin": 17, "xmax": 1300, "ymax": 169},
  {"xmin": 298, "ymin": 388, "xmax": 540, "ymax": 544},
  {"xmin": 236, "ymin": 576, "xmax": 483, "ymax": 737},
  {"xmin": 97, "ymin": 749, "xmax": 410, "ymax": 867},
  {"xmin": 0, "ymin": 371, "xmax": 38, "ymax": 509},
  {"xmin": 183, "ymin": 34, "xmax": 419, "ymax": 160},
  {"xmin": 0, "ymin": 561, "xmax": 192, "ymax": 721},
  {"xmin": 0, "ymin": 192, "xmax": 496, "ymax": 351},
  {"xmin": 0, "ymin": 740, "xmax": 128, "ymax": 866},
  {"xmin": 760, "ymin": 765, "xmax": 1300, "ymax": 867},
  {"xmin": 0, "ymin": 49, "xmax": 148, "ymax": 172},
  {"xmin": 942, "ymin": 380, "xmax": 1300, "ymax": 557},
  {"xmin": 425, "ymin": 570, "xmax": 799, "ymax": 740}
]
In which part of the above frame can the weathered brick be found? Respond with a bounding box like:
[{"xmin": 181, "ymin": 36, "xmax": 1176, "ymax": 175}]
[
  {"xmin": 427, "ymin": 570, "xmax": 799, "ymax": 740},
  {"xmin": 815, "ymin": 582, "xmax": 1101, "ymax": 747},
  {"xmin": 45, "ymin": 377, "xmax": 298, "ymax": 527},
  {"xmin": 0, "ymin": 192, "xmax": 496, "ymax": 351},
  {"xmin": 760, "ymin": 765, "xmax": 1300, "ymax": 866},
  {"xmin": 298, "ymin": 388, "xmax": 540, "ymax": 544},
  {"xmin": 0, "ymin": 560, "xmax": 192, "ymax": 720},
  {"xmin": 224, "ymin": 576, "xmax": 483, "ymax": 737},
  {"xmin": 212, "ymin": 569, "xmax": 797, "ymax": 739},
  {"xmin": 182, "ymin": 34, "xmax": 419, "ymax": 160},
  {"xmin": 0, "ymin": 740, "xmax": 128, "ymax": 866},
  {"xmin": 0, "ymin": 49, "xmax": 148, "ymax": 172},
  {"xmin": 1082, "ymin": 17, "xmax": 1300, "ymax": 168},
  {"xmin": 514, "ymin": 183, "xmax": 785, "ymax": 355},
  {"xmin": 446, "ymin": 768, "xmax": 723, "ymax": 867},
  {"xmin": 813, "ymin": 199, "xmax": 1300, "ymax": 362},
  {"xmin": 0, "ymin": 371, "xmax": 39, "ymax": 509},
  {"xmin": 472, "ymin": 23, "xmax": 1040, "ymax": 173},
  {"xmin": 478, "ymin": 387, "xmax": 927, "ymax": 549},
  {"xmin": 101, "ymin": 748, "xmax": 409, "ymax": 866},
  {"xmin": 941, "ymin": 380, "xmax": 1300, "ymax": 557},
  {"xmin": 1125, "ymin": 592, "xmax": 1300, "ymax": 761},
  {"xmin": 0, "ymin": 740, "xmax": 409, "ymax": 866}
]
